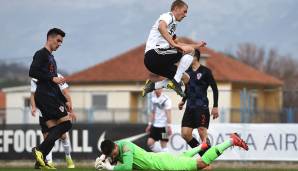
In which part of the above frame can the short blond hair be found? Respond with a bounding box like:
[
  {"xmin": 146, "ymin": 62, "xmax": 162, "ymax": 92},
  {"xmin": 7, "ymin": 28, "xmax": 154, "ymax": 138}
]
[{"xmin": 171, "ymin": 0, "xmax": 188, "ymax": 11}]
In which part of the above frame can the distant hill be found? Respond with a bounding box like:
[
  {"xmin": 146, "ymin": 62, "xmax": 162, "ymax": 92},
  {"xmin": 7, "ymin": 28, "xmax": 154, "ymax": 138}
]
[
  {"xmin": 0, "ymin": 62, "xmax": 29, "ymax": 88},
  {"xmin": 0, "ymin": 61, "xmax": 68, "ymax": 89}
]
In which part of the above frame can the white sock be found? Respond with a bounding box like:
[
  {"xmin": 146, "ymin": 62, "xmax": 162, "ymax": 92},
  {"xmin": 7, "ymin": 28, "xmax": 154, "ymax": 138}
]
[
  {"xmin": 61, "ymin": 135, "xmax": 71, "ymax": 158},
  {"xmin": 149, "ymin": 143, "xmax": 162, "ymax": 152},
  {"xmin": 174, "ymin": 54, "xmax": 193, "ymax": 82},
  {"xmin": 154, "ymin": 79, "xmax": 169, "ymax": 89},
  {"xmin": 46, "ymin": 149, "xmax": 53, "ymax": 162}
]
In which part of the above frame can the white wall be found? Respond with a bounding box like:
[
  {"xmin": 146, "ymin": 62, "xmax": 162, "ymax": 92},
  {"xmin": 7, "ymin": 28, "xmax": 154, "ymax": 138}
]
[{"xmin": 4, "ymin": 86, "xmax": 39, "ymax": 124}]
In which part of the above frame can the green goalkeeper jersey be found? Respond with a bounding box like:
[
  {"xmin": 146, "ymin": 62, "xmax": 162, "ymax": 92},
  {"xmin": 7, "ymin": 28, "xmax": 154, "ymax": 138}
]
[{"xmin": 113, "ymin": 140, "xmax": 197, "ymax": 171}]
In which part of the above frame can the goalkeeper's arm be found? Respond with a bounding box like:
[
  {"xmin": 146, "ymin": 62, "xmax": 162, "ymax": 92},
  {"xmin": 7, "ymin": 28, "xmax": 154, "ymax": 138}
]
[{"xmin": 113, "ymin": 146, "xmax": 133, "ymax": 170}]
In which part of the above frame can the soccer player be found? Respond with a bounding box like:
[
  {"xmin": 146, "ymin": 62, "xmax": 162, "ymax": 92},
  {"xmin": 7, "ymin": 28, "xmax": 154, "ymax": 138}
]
[
  {"xmin": 145, "ymin": 89, "xmax": 172, "ymax": 152},
  {"xmin": 95, "ymin": 133, "xmax": 248, "ymax": 170},
  {"xmin": 30, "ymin": 74, "xmax": 75, "ymax": 169},
  {"xmin": 29, "ymin": 28, "xmax": 75, "ymax": 169},
  {"xmin": 142, "ymin": 0, "xmax": 206, "ymax": 97},
  {"xmin": 179, "ymin": 49, "xmax": 219, "ymax": 156}
]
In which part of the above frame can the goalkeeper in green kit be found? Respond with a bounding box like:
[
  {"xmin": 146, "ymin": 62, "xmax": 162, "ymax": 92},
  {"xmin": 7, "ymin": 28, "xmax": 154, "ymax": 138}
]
[{"xmin": 95, "ymin": 133, "xmax": 248, "ymax": 170}]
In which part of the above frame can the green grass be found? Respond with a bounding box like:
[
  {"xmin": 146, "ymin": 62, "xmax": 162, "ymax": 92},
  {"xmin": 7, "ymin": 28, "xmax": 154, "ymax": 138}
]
[{"xmin": 1, "ymin": 169, "xmax": 298, "ymax": 171}]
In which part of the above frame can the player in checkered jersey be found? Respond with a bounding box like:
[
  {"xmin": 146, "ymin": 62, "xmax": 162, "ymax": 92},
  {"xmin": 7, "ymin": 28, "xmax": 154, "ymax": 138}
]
[
  {"xmin": 145, "ymin": 89, "xmax": 172, "ymax": 152},
  {"xmin": 178, "ymin": 49, "xmax": 219, "ymax": 158},
  {"xmin": 142, "ymin": 0, "xmax": 207, "ymax": 98},
  {"xmin": 30, "ymin": 73, "xmax": 75, "ymax": 169}
]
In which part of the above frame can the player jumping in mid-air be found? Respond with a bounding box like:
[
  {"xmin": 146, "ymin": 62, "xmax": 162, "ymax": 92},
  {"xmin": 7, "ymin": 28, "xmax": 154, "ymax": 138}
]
[
  {"xmin": 30, "ymin": 74, "xmax": 75, "ymax": 169},
  {"xmin": 95, "ymin": 133, "xmax": 248, "ymax": 170},
  {"xmin": 142, "ymin": 0, "xmax": 206, "ymax": 98}
]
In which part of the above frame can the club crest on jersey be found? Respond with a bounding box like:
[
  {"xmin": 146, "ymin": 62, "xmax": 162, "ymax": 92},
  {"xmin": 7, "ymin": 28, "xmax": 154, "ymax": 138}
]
[
  {"xmin": 197, "ymin": 73, "xmax": 202, "ymax": 80},
  {"xmin": 59, "ymin": 106, "xmax": 65, "ymax": 112}
]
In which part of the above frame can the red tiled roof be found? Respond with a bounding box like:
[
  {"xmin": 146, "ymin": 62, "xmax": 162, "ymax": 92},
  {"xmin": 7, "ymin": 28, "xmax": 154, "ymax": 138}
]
[
  {"xmin": 67, "ymin": 44, "xmax": 149, "ymax": 83},
  {"xmin": 67, "ymin": 38, "xmax": 283, "ymax": 86},
  {"xmin": 0, "ymin": 90, "xmax": 5, "ymax": 109}
]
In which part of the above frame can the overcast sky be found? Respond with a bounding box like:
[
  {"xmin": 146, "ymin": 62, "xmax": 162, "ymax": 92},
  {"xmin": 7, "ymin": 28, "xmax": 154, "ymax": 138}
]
[{"xmin": 1, "ymin": 0, "xmax": 297, "ymax": 73}]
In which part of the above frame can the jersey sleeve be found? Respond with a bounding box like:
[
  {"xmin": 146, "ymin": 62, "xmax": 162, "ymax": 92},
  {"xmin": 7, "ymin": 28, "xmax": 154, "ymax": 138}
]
[
  {"xmin": 207, "ymin": 70, "xmax": 218, "ymax": 107},
  {"xmin": 159, "ymin": 13, "xmax": 173, "ymax": 25},
  {"xmin": 30, "ymin": 80, "xmax": 37, "ymax": 93},
  {"xmin": 113, "ymin": 143, "xmax": 134, "ymax": 170},
  {"xmin": 29, "ymin": 51, "xmax": 53, "ymax": 81}
]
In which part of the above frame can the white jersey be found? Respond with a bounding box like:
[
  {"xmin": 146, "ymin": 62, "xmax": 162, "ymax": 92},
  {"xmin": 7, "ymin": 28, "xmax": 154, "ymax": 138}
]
[
  {"xmin": 151, "ymin": 93, "xmax": 172, "ymax": 128},
  {"xmin": 145, "ymin": 12, "xmax": 177, "ymax": 53},
  {"xmin": 30, "ymin": 73, "xmax": 68, "ymax": 93}
]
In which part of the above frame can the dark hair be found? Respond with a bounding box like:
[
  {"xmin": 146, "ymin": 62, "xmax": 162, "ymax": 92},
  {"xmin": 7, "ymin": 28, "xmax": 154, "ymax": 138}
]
[
  {"xmin": 194, "ymin": 49, "xmax": 201, "ymax": 61},
  {"xmin": 171, "ymin": 0, "xmax": 188, "ymax": 11},
  {"xmin": 101, "ymin": 140, "xmax": 115, "ymax": 156},
  {"xmin": 47, "ymin": 28, "xmax": 65, "ymax": 39}
]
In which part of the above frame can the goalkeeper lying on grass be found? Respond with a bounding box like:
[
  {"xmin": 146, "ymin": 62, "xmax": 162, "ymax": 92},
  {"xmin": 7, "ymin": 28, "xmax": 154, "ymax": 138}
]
[{"xmin": 95, "ymin": 133, "xmax": 248, "ymax": 170}]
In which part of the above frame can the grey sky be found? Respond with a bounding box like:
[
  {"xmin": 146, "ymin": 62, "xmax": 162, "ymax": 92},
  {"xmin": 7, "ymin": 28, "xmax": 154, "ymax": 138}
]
[{"xmin": 1, "ymin": 0, "xmax": 297, "ymax": 73}]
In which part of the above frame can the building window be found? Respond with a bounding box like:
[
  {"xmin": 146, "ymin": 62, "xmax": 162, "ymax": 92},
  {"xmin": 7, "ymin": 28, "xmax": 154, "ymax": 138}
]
[
  {"xmin": 92, "ymin": 95, "xmax": 107, "ymax": 110},
  {"xmin": 250, "ymin": 93, "xmax": 258, "ymax": 113},
  {"xmin": 24, "ymin": 98, "xmax": 30, "ymax": 107}
]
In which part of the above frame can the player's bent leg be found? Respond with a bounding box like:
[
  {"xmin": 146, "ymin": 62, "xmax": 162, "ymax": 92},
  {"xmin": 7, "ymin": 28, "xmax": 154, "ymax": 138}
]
[
  {"xmin": 173, "ymin": 51, "xmax": 194, "ymax": 84},
  {"xmin": 37, "ymin": 120, "xmax": 72, "ymax": 159},
  {"xmin": 182, "ymin": 143, "xmax": 209, "ymax": 157},
  {"xmin": 198, "ymin": 133, "xmax": 248, "ymax": 168}
]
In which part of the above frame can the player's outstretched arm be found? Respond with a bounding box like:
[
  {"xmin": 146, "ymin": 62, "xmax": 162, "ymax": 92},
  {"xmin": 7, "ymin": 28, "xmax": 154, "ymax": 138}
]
[{"xmin": 175, "ymin": 38, "xmax": 207, "ymax": 49}]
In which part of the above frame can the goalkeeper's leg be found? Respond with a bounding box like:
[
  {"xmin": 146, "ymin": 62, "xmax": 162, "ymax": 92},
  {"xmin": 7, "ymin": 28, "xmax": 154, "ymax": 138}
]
[
  {"xmin": 182, "ymin": 143, "xmax": 209, "ymax": 157},
  {"xmin": 196, "ymin": 133, "xmax": 249, "ymax": 170}
]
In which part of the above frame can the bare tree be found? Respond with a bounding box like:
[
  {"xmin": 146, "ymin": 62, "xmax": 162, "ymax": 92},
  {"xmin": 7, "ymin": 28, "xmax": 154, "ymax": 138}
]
[
  {"xmin": 230, "ymin": 43, "xmax": 298, "ymax": 110},
  {"xmin": 236, "ymin": 43, "xmax": 265, "ymax": 71}
]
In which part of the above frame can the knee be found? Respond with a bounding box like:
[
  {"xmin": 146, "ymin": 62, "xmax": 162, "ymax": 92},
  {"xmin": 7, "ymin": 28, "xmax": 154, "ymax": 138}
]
[
  {"xmin": 182, "ymin": 73, "xmax": 190, "ymax": 84},
  {"xmin": 187, "ymin": 47, "xmax": 195, "ymax": 56},
  {"xmin": 181, "ymin": 132, "xmax": 192, "ymax": 142},
  {"xmin": 147, "ymin": 138, "xmax": 155, "ymax": 147}
]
